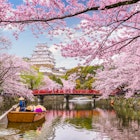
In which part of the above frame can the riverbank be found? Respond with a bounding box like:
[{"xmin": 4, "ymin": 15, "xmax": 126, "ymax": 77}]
[{"xmin": 109, "ymin": 96, "xmax": 140, "ymax": 109}]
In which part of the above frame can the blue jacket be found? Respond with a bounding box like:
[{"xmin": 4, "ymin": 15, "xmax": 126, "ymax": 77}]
[{"xmin": 19, "ymin": 100, "xmax": 26, "ymax": 111}]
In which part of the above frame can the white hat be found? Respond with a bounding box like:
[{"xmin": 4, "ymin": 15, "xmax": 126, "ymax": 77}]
[
  {"xmin": 19, "ymin": 97, "xmax": 25, "ymax": 100},
  {"xmin": 26, "ymin": 105, "xmax": 33, "ymax": 111}
]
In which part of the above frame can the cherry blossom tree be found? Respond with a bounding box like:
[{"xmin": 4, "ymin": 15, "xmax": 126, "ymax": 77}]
[
  {"xmin": 21, "ymin": 66, "xmax": 46, "ymax": 90},
  {"xmin": 38, "ymin": 75, "xmax": 75, "ymax": 92},
  {"xmin": 0, "ymin": 0, "xmax": 139, "ymax": 62},
  {"xmin": 61, "ymin": 78, "xmax": 75, "ymax": 92},
  {"xmin": 93, "ymin": 49, "xmax": 140, "ymax": 98},
  {"xmin": 0, "ymin": 53, "xmax": 33, "ymax": 99},
  {"xmin": 40, "ymin": 76, "xmax": 61, "ymax": 90}
]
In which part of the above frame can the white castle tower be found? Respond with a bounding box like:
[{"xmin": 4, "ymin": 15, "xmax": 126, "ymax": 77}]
[
  {"xmin": 30, "ymin": 43, "xmax": 67, "ymax": 75},
  {"xmin": 30, "ymin": 43, "xmax": 55, "ymax": 73}
]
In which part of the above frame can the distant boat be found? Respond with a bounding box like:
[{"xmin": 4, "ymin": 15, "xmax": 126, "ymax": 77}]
[
  {"xmin": 7, "ymin": 111, "xmax": 46, "ymax": 123},
  {"xmin": 69, "ymin": 97, "xmax": 93, "ymax": 104}
]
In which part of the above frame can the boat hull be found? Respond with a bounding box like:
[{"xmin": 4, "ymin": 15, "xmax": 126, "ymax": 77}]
[
  {"xmin": 8, "ymin": 118, "xmax": 45, "ymax": 132},
  {"xmin": 7, "ymin": 111, "xmax": 46, "ymax": 123}
]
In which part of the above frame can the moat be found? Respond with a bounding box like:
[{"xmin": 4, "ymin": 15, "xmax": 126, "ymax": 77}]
[{"xmin": 0, "ymin": 96, "xmax": 140, "ymax": 140}]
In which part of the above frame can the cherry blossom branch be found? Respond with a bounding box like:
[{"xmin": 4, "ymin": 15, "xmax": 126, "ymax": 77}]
[
  {"xmin": 122, "ymin": 24, "xmax": 140, "ymax": 30},
  {"xmin": 103, "ymin": 35, "xmax": 140, "ymax": 53},
  {"xmin": 106, "ymin": 11, "xmax": 140, "ymax": 27},
  {"xmin": 118, "ymin": 35, "xmax": 140, "ymax": 51},
  {"xmin": 0, "ymin": 0, "xmax": 139, "ymax": 24}
]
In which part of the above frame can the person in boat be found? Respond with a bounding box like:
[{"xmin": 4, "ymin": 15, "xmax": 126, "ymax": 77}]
[
  {"xmin": 25, "ymin": 105, "xmax": 46, "ymax": 112},
  {"xmin": 26, "ymin": 105, "xmax": 35, "ymax": 112},
  {"xmin": 34, "ymin": 105, "xmax": 46, "ymax": 112},
  {"xmin": 19, "ymin": 97, "xmax": 26, "ymax": 111}
]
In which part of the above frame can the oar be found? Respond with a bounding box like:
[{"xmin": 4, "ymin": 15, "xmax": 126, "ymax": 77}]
[{"xmin": 0, "ymin": 103, "xmax": 19, "ymax": 121}]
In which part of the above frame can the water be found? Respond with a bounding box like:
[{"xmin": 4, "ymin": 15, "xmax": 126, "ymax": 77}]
[{"xmin": 0, "ymin": 96, "xmax": 140, "ymax": 140}]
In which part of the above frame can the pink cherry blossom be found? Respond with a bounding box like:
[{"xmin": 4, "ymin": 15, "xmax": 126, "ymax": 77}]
[
  {"xmin": 93, "ymin": 50, "xmax": 140, "ymax": 97},
  {"xmin": 0, "ymin": 53, "xmax": 33, "ymax": 99}
]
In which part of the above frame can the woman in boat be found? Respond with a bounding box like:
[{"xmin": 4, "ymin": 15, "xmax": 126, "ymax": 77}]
[
  {"xmin": 19, "ymin": 97, "xmax": 26, "ymax": 111},
  {"xmin": 34, "ymin": 105, "xmax": 46, "ymax": 112}
]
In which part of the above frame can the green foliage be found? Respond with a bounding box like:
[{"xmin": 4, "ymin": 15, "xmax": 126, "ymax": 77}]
[
  {"xmin": 65, "ymin": 65, "xmax": 101, "ymax": 78},
  {"xmin": 64, "ymin": 65, "xmax": 101, "ymax": 89},
  {"xmin": 83, "ymin": 78, "xmax": 95, "ymax": 89},
  {"xmin": 20, "ymin": 66, "xmax": 44, "ymax": 90},
  {"xmin": 65, "ymin": 118, "xmax": 93, "ymax": 129},
  {"xmin": 49, "ymin": 75, "xmax": 63, "ymax": 86},
  {"xmin": 75, "ymin": 79, "xmax": 80, "ymax": 89}
]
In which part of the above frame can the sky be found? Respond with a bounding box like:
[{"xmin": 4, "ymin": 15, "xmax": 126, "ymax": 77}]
[
  {"xmin": 2, "ymin": 0, "xmax": 81, "ymax": 69},
  {"xmin": 3, "ymin": 28, "xmax": 80, "ymax": 69}
]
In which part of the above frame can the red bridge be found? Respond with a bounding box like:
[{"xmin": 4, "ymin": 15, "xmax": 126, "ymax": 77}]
[
  {"xmin": 32, "ymin": 89, "xmax": 102, "ymax": 105},
  {"xmin": 32, "ymin": 89, "xmax": 101, "ymax": 96}
]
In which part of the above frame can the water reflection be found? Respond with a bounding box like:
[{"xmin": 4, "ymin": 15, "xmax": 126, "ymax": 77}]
[
  {"xmin": 1, "ymin": 98, "xmax": 140, "ymax": 140},
  {"xmin": 35, "ymin": 109, "xmax": 113, "ymax": 140},
  {"xmin": 7, "ymin": 118, "xmax": 45, "ymax": 133},
  {"xmin": 64, "ymin": 101, "xmax": 95, "ymax": 110}
]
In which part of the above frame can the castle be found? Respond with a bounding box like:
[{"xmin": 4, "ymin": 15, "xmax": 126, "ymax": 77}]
[{"xmin": 30, "ymin": 43, "xmax": 67, "ymax": 76}]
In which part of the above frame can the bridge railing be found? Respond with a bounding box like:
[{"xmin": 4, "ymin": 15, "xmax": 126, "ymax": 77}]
[{"xmin": 32, "ymin": 89, "xmax": 100, "ymax": 95}]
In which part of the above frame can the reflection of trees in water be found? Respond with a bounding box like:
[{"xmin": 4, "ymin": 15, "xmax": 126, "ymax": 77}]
[
  {"xmin": 43, "ymin": 97, "xmax": 94, "ymax": 110},
  {"xmin": 7, "ymin": 119, "xmax": 45, "ymax": 133},
  {"xmin": 114, "ymin": 106, "xmax": 140, "ymax": 126},
  {"xmin": 71, "ymin": 102, "xmax": 93, "ymax": 110},
  {"xmin": 35, "ymin": 116, "xmax": 61, "ymax": 140},
  {"xmin": 114, "ymin": 105, "xmax": 140, "ymax": 138},
  {"xmin": 43, "ymin": 96, "xmax": 64, "ymax": 110},
  {"xmin": 35, "ymin": 109, "xmax": 110, "ymax": 139},
  {"xmin": 65, "ymin": 117, "xmax": 92, "ymax": 130},
  {"xmin": 33, "ymin": 109, "xmax": 100, "ymax": 139},
  {"xmin": 43, "ymin": 96, "xmax": 115, "ymax": 111},
  {"xmin": 25, "ymin": 107, "xmax": 140, "ymax": 140},
  {"xmin": 93, "ymin": 107, "xmax": 140, "ymax": 140}
]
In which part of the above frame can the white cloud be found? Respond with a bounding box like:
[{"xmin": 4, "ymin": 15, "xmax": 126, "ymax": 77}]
[
  {"xmin": 2, "ymin": 24, "xmax": 20, "ymax": 32},
  {"xmin": 48, "ymin": 27, "xmax": 83, "ymax": 43},
  {"xmin": 49, "ymin": 44, "xmax": 59, "ymax": 54},
  {"xmin": 49, "ymin": 44, "xmax": 79, "ymax": 69}
]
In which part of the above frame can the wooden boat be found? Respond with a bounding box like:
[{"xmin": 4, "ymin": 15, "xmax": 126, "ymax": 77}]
[{"xmin": 7, "ymin": 111, "xmax": 46, "ymax": 123}]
